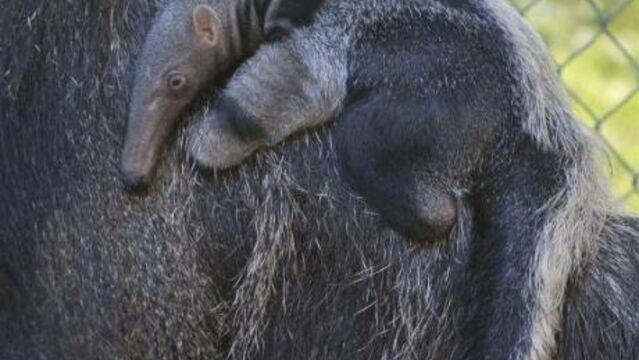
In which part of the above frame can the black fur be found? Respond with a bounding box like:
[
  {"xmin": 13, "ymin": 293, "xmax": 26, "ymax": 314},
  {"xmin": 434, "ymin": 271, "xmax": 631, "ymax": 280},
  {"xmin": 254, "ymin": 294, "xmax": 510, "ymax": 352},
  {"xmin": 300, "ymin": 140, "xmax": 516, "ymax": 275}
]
[
  {"xmin": 266, "ymin": 0, "xmax": 326, "ymax": 27},
  {"xmin": 216, "ymin": 94, "xmax": 268, "ymax": 142},
  {"xmin": 1, "ymin": 0, "xmax": 637, "ymax": 359},
  {"xmin": 334, "ymin": 10, "xmax": 567, "ymax": 356},
  {"xmin": 337, "ymin": 11, "xmax": 508, "ymax": 245},
  {"xmin": 558, "ymin": 217, "xmax": 639, "ymax": 359}
]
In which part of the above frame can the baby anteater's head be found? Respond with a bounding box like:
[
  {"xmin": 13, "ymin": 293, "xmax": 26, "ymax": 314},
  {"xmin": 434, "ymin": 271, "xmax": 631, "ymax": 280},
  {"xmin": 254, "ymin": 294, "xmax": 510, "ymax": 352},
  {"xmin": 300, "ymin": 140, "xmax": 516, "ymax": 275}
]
[{"xmin": 120, "ymin": 2, "xmax": 236, "ymax": 192}]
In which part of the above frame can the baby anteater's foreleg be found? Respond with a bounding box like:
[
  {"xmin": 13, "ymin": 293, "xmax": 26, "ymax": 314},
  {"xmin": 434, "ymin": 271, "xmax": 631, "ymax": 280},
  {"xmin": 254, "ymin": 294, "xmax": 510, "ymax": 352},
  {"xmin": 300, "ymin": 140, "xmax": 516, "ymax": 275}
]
[{"xmin": 188, "ymin": 27, "xmax": 349, "ymax": 170}]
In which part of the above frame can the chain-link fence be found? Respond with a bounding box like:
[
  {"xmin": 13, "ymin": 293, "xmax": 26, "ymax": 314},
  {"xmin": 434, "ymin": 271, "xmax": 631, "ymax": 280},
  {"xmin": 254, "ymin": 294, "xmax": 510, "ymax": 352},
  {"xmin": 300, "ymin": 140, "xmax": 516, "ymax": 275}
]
[{"xmin": 510, "ymin": 0, "xmax": 639, "ymax": 214}]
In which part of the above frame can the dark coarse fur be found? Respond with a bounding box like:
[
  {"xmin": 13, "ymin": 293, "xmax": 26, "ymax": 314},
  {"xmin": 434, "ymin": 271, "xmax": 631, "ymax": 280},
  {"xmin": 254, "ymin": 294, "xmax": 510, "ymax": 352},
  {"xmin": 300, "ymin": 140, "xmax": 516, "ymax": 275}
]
[{"xmin": 1, "ymin": 1, "xmax": 637, "ymax": 360}]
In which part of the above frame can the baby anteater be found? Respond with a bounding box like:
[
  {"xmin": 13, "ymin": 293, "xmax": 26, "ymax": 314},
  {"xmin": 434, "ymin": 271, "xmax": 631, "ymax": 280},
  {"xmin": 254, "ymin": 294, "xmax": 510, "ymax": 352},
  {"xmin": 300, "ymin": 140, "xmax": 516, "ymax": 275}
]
[{"xmin": 121, "ymin": 0, "xmax": 324, "ymax": 191}]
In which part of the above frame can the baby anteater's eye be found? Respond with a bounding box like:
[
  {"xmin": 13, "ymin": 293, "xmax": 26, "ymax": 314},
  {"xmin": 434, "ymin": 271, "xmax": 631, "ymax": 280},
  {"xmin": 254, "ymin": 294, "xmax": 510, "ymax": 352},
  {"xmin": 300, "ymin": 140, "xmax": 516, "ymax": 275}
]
[{"xmin": 166, "ymin": 73, "xmax": 188, "ymax": 92}]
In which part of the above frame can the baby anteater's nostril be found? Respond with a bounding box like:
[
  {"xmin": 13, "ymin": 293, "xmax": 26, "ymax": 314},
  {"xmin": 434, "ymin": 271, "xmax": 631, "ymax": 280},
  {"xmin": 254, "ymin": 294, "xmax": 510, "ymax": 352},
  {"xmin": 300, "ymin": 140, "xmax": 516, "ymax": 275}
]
[{"xmin": 120, "ymin": 171, "xmax": 152, "ymax": 195}]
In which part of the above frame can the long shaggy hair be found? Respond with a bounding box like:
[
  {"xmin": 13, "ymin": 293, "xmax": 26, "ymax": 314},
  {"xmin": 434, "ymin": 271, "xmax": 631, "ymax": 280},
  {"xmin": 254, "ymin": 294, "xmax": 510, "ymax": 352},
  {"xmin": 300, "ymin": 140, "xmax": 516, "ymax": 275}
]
[
  {"xmin": 1, "ymin": 1, "xmax": 636, "ymax": 359},
  {"xmin": 484, "ymin": 2, "xmax": 636, "ymax": 358}
]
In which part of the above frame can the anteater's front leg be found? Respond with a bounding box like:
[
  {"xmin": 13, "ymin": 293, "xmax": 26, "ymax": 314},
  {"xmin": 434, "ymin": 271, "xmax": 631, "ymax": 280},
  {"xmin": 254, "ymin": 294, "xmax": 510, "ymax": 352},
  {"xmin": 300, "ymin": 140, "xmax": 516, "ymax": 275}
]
[{"xmin": 188, "ymin": 28, "xmax": 348, "ymax": 170}]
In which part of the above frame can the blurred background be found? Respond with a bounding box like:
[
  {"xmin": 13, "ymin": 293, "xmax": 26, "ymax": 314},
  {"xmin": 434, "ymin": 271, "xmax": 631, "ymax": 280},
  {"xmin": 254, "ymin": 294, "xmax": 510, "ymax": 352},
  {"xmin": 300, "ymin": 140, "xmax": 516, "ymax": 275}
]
[{"xmin": 510, "ymin": 0, "xmax": 639, "ymax": 214}]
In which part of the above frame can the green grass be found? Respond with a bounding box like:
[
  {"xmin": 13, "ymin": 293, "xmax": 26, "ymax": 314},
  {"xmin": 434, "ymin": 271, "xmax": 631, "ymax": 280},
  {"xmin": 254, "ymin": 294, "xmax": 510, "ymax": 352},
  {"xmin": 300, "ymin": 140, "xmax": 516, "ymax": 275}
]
[{"xmin": 510, "ymin": 0, "xmax": 639, "ymax": 214}]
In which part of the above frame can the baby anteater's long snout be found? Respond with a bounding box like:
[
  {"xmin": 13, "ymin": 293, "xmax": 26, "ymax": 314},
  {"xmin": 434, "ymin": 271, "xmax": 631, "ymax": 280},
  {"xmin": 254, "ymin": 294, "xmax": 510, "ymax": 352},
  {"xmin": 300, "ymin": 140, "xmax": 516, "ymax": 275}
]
[{"xmin": 120, "ymin": 101, "xmax": 184, "ymax": 193}]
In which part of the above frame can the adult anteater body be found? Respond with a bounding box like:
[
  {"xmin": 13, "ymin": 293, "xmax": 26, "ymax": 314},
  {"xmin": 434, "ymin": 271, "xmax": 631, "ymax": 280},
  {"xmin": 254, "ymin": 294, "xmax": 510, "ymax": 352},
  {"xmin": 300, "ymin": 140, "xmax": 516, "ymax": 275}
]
[{"xmin": 1, "ymin": 1, "xmax": 637, "ymax": 360}]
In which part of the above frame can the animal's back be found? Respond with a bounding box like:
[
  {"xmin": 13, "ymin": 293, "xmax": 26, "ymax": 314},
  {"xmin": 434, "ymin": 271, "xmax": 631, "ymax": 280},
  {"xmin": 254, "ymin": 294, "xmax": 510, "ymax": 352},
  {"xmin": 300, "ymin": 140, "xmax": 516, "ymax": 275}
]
[{"xmin": 558, "ymin": 215, "xmax": 639, "ymax": 359}]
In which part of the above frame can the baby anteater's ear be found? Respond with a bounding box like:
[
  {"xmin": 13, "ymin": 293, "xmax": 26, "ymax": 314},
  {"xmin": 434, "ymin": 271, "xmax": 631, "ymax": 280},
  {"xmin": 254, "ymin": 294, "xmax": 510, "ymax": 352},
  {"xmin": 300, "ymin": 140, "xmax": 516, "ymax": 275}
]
[{"xmin": 193, "ymin": 5, "xmax": 221, "ymax": 46}]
